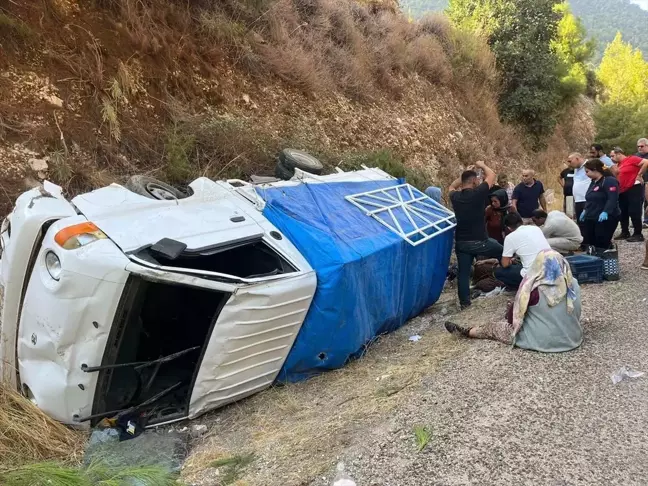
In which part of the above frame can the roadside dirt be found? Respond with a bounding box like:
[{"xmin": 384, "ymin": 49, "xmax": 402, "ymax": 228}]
[{"xmin": 182, "ymin": 239, "xmax": 648, "ymax": 486}]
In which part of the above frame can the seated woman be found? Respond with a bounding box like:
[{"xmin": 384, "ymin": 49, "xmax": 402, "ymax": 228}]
[
  {"xmin": 484, "ymin": 189, "xmax": 510, "ymax": 244},
  {"xmin": 445, "ymin": 249, "xmax": 582, "ymax": 352}
]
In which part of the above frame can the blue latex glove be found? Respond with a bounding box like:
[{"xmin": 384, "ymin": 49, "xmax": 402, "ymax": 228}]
[
  {"xmin": 598, "ymin": 211, "xmax": 608, "ymax": 222},
  {"xmin": 579, "ymin": 210, "xmax": 586, "ymax": 222}
]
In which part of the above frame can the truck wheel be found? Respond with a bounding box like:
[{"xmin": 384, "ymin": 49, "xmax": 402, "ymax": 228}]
[
  {"xmin": 125, "ymin": 175, "xmax": 188, "ymax": 200},
  {"xmin": 275, "ymin": 160, "xmax": 295, "ymax": 181},
  {"xmin": 278, "ymin": 149, "xmax": 324, "ymax": 175}
]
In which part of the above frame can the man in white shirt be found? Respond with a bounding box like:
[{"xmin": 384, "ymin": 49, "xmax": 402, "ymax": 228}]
[
  {"xmin": 531, "ymin": 209, "xmax": 583, "ymax": 253},
  {"xmin": 494, "ymin": 212, "xmax": 551, "ymax": 289}
]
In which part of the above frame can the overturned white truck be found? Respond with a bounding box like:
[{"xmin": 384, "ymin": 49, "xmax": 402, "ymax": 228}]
[{"xmin": 0, "ymin": 152, "xmax": 455, "ymax": 427}]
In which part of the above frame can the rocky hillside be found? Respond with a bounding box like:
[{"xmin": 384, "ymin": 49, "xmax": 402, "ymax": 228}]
[{"xmin": 0, "ymin": 0, "xmax": 594, "ymax": 216}]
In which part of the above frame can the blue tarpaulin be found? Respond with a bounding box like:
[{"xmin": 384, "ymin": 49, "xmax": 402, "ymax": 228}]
[{"xmin": 259, "ymin": 179, "xmax": 455, "ymax": 383}]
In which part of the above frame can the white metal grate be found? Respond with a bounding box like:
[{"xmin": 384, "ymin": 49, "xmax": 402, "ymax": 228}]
[{"xmin": 345, "ymin": 184, "xmax": 457, "ymax": 246}]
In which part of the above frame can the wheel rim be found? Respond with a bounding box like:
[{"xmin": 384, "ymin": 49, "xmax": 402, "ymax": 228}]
[{"xmin": 146, "ymin": 182, "xmax": 177, "ymax": 200}]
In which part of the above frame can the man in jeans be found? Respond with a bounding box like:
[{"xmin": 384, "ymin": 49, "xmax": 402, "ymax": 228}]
[
  {"xmin": 449, "ymin": 161, "xmax": 503, "ymax": 309},
  {"xmin": 611, "ymin": 147, "xmax": 648, "ymax": 242}
]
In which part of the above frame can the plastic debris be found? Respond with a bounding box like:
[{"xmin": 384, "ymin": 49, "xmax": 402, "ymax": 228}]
[
  {"xmin": 611, "ymin": 366, "xmax": 645, "ymax": 385},
  {"xmin": 409, "ymin": 335, "xmax": 422, "ymax": 342},
  {"xmin": 332, "ymin": 462, "xmax": 356, "ymax": 486},
  {"xmin": 482, "ymin": 287, "xmax": 505, "ymax": 298}
]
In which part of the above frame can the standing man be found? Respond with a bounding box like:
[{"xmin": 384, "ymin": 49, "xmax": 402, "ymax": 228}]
[
  {"xmin": 511, "ymin": 169, "xmax": 548, "ymax": 224},
  {"xmin": 559, "ymin": 162, "xmax": 575, "ymax": 216},
  {"xmin": 569, "ymin": 152, "xmax": 589, "ymax": 225},
  {"xmin": 449, "ymin": 161, "xmax": 503, "ymax": 310},
  {"xmin": 589, "ymin": 144, "xmax": 615, "ymax": 169},
  {"xmin": 634, "ymin": 138, "xmax": 648, "ymax": 227},
  {"xmin": 611, "ymin": 147, "xmax": 648, "ymax": 242},
  {"xmin": 494, "ymin": 212, "xmax": 551, "ymax": 289}
]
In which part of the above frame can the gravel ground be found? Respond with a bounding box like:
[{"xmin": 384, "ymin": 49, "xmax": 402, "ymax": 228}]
[{"xmin": 310, "ymin": 239, "xmax": 648, "ymax": 486}]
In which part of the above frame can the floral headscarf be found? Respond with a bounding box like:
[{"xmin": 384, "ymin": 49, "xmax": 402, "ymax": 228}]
[{"xmin": 512, "ymin": 249, "xmax": 576, "ymax": 337}]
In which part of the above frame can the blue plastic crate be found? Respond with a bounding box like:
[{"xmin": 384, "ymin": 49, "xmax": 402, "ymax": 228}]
[{"xmin": 565, "ymin": 255, "xmax": 603, "ymax": 284}]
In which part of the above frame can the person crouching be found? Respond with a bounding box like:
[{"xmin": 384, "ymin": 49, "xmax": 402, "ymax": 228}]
[
  {"xmin": 531, "ymin": 209, "xmax": 582, "ymax": 254},
  {"xmin": 494, "ymin": 212, "xmax": 551, "ymax": 290}
]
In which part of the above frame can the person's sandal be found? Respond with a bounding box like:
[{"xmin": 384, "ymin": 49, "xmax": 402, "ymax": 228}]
[{"xmin": 444, "ymin": 321, "xmax": 471, "ymax": 338}]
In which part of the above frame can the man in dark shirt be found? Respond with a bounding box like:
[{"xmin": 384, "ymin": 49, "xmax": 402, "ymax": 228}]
[
  {"xmin": 511, "ymin": 170, "xmax": 547, "ymax": 223},
  {"xmin": 449, "ymin": 161, "xmax": 503, "ymax": 309},
  {"xmin": 559, "ymin": 163, "xmax": 574, "ymax": 214},
  {"xmin": 635, "ymin": 138, "xmax": 648, "ymax": 227}
]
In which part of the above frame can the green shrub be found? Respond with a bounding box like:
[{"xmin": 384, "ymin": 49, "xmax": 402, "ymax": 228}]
[
  {"xmin": 594, "ymin": 102, "xmax": 648, "ymax": 154},
  {"xmin": 164, "ymin": 126, "xmax": 196, "ymax": 183},
  {"xmin": 339, "ymin": 149, "xmax": 431, "ymax": 190}
]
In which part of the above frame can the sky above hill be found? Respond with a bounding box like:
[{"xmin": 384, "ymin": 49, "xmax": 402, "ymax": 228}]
[{"xmin": 630, "ymin": 0, "xmax": 648, "ymax": 9}]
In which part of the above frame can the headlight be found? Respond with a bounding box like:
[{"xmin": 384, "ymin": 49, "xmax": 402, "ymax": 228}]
[
  {"xmin": 54, "ymin": 222, "xmax": 107, "ymax": 250},
  {"xmin": 45, "ymin": 251, "xmax": 62, "ymax": 280}
]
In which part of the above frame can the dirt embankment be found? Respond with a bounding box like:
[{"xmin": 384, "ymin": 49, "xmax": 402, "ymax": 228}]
[{"xmin": 0, "ymin": 0, "xmax": 594, "ymax": 216}]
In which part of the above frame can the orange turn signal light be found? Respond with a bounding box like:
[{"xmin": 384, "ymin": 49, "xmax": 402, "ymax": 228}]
[{"xmin": 54, "ymin": 222, "xmax": 107, "ymax": 250}]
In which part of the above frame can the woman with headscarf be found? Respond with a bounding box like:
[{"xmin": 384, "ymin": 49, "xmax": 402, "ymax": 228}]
[
  {"xmin": 484, "ymin": 189, "xmax": 510, "ymax": 244},
  {"xmin": 444, "ymin": 250, "xmax": 583, "ymax": 352},
  {"xmin": 578, "ymin": 158, "xmax": 620, "ymax": 251}
]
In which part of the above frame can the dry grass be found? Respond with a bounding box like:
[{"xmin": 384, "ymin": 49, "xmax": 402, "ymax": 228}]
[
  {"xmin": 145, "ymin": 0, "xmax": 496, "ymax": 99},
  {"xmin": 182, "ymin": 307, "xmax": 464, "ymax": 485},
  {"xmin": 48, "ymin": 150, "xmax": 117, "ymax": 196},
  {"xmin": 0, "ymin": 13, "xmax": 34, "ymax": 45},
  {"xmin": 0, "ymin": 384, "xmax": 85, "ymax": 472}
]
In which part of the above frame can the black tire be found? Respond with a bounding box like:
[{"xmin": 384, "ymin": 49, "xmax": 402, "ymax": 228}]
[
  {"xmin": 125, "ymin": 175, "xmax": 188, "ymax": 200},
  {"xmin": 278, "ymin": 149, "xmax": 324, "ymax": 175},
  {"xmin": 274, "ymin": 160, "xmax": 295, "ymax": 181}
]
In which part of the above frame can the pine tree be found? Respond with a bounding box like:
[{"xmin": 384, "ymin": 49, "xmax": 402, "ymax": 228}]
[{"xmin": 552, "ymin": 1, "xmax": 595, "ymax": 101}]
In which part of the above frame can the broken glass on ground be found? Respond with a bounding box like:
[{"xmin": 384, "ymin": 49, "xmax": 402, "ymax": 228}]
[{"xmin": 84, "ymin": 429, "xmax": 189, "ymax": 474}]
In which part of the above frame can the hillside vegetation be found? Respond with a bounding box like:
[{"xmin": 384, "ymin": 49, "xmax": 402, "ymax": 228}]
[
  {"xmin": 0, "ymin": 0, "xmax": 593, "ymax": 217},
  {"xmin": 402, "ymin": 0, "xmax": 648, "ymax": 63},
  {"xmin": 594, "ymin": 32, "xmax": 648, "ymax": 151}
]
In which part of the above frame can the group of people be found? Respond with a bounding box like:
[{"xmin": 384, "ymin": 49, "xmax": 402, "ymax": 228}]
[
  {"xmin": 440, "ymin": 141, "xmax": 648, "ymax": 353},
  {"xmin": 561, "ymin": 145, "xmax": 648, "ymax": 247}
]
